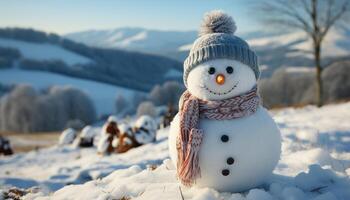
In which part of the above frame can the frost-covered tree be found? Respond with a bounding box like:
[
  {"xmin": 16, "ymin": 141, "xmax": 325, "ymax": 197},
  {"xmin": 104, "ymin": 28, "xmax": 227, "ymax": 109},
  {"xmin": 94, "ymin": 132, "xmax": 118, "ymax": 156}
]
[
  {"xmin": 259, "ymin": 62, "xmax": 350, "ymax": 108},
  {"xmin": 0, "ymin": 85, "xmax": 97, "ymax": 132},
  {"xmin": 321, "ymin": 61, "xmax": 350, "ymax": 102},
  {"xmin": 0, "ymin": 85, "xmax": 38, "ymax": 132},
  {"xmin": 136, "ymin": 101, "xmax": 157, "ymax": 118},
  {"xmin": 259, "ymin": 68, "xmax": 314, "ymax": 108},
  {"xmin": 35, "ymin": 95, "xmax": 67, "ymax": 131},
  {"xmin": 149, "ymin": 85, "xmax": 163, "ymax": 105},
  {"xmin": 48, "ymin": 86, "xmax": 96, "ymax": 125},
  {"xmin": 255, "ymin": 0, "xmax": 350, "ymax": 107},
  {"xmin": 115, "ymin": 94, "xmax": 129, "ymax": 116},
  {"xmin": 149, "ymin": 81, "xmax": 184, "ymax": 108},
  {"xmin": 162, "ymin": 81, "xmax": 185, "ymax": 106}
]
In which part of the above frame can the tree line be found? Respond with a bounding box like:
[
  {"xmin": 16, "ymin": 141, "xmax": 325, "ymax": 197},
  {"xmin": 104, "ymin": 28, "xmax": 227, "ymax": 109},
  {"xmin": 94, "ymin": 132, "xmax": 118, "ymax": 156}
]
[
  {"xmin": 0, "ymin": 85, "xmax": 96, "ymax": 132},
  {"xmin": 1, "ymin": 60, "xmax": 349, "ymax": 133}
]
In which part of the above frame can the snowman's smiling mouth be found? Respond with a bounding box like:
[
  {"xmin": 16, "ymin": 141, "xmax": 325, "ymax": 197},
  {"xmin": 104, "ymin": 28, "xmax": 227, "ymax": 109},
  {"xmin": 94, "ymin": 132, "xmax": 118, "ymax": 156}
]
[{"xmin": 203, "ymin": 82, "xmax": 239, "ymax": 95}]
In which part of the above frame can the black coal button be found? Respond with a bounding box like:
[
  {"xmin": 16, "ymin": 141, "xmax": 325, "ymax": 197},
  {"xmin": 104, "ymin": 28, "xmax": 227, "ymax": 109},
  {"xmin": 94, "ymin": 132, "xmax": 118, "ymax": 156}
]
[
  {"xmin": 227, "ymin": 157, "xmax": 235, "ymax": 165},
  {"xmin": 222, "ymin": 169, "xmax": 230, "ymax": 176},
  {"xmin": 221, "ymin": 135, "xmax": 229, "ymax": 142}
]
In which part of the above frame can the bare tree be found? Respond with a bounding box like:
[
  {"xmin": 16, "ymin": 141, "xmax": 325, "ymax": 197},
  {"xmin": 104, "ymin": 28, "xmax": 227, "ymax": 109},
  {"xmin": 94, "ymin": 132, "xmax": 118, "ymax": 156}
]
[{"xmin": 256, "ymin": 0, "xmax": 349, "ymax": 107}]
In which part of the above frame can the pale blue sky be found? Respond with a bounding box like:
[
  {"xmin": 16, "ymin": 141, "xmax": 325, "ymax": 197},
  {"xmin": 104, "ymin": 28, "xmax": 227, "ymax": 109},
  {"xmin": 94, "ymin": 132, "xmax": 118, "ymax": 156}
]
[{"xmin": 0, "ymin": 0, "xmax": 259, "ymax": 35}]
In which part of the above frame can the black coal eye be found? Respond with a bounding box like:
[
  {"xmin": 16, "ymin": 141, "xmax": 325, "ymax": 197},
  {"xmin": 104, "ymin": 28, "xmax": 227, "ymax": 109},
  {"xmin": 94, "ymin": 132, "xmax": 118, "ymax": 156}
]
[
  {"xmin": 226, "ymin": 66, "xmax": 234, "ymax": 74},
  {"xmin": 208, "ymin": 67, "xmax": 216, "ymax": 75}
]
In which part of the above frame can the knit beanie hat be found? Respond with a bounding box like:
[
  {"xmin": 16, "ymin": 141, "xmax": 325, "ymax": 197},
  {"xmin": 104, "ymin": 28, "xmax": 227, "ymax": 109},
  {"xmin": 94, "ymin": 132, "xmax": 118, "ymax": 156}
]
[{"xmin": 183, "ymin": 10, "xmax": 260, "ymax": 87}]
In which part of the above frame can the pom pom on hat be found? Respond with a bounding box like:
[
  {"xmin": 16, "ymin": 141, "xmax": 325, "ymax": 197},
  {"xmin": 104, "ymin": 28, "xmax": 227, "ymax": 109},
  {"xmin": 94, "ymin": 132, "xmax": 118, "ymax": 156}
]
[
  {"xmin": 199, "ymin": 10, "xmax": 236, "ymax": 37},
  {"xmin": 183, "ymin": 10, "xmax": 260, "ymax": 87}
]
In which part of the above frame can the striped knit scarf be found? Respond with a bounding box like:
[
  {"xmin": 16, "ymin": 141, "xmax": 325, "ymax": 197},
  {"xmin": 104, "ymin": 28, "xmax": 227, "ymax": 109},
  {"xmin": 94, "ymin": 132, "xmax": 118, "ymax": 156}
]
[{"xmin": 176, "ymin": 86, "xmax": 260, "ymax": 186}]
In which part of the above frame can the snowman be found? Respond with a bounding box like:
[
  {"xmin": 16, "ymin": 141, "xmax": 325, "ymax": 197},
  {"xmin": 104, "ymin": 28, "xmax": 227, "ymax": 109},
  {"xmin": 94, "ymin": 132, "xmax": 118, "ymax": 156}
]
[{"xmin": 168, "ymin": 10, "xmax": 281, "ymax": 192}]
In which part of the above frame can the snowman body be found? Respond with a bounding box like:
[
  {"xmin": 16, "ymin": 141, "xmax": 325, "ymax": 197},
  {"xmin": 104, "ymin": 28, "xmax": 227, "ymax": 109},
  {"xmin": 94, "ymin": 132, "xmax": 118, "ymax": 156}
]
[
  {"xmin": 169, "ymin": 105, "xmax": 281, "ymax": 192},
  {"xmin": 169, "ymin": 58, "xmax": 281, "ymax": 192}
]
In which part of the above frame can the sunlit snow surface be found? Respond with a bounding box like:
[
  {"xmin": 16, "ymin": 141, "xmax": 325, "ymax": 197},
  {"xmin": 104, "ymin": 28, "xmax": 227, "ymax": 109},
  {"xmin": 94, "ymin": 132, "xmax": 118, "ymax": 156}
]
[{"xmin": 1, "ymin": 103, "xmax": 350, "ymax": 200}]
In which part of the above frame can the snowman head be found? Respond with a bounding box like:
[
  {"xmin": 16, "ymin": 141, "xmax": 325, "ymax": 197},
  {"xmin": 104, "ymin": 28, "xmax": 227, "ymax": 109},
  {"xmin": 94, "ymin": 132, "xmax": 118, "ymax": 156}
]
[
  {"xmin": 183, "ymin": 11, "xmax": 260, "ymax": 100},
  {"xmin": 187, "ymin": 58, "xmax": 256, "ymax": 100}
]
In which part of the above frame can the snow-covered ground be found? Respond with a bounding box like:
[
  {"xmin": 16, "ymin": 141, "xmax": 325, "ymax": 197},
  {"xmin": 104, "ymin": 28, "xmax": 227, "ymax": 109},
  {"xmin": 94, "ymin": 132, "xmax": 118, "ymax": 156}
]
[
  {"xmin": 0, "ymin": 38, "xmax": 91, "ymax": 66},
  {"xmin": 1, "ymin": 102, "xmax": 350, "ymax": 200},
  {"xmin": 0, "ymin": 68, "xmax": 137, "ymax": 115}
]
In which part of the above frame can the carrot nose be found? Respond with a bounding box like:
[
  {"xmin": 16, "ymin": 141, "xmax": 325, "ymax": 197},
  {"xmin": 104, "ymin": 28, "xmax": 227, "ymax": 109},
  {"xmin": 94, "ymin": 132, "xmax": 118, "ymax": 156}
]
[{"xmin": 216, "ymin": 74, "xmax": 225, "ymax": 85}]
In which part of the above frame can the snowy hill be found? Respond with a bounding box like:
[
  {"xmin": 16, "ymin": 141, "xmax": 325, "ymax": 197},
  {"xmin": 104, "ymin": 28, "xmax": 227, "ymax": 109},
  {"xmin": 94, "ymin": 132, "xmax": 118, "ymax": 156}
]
[
  {"xmin": 1, "ymin": 102, "xmax": 350, "ymax": 199},
  {"xmin": 0, "ymin": 69, "xmax": 136, "ymax": 115},
  {"xmin": 0, "ymin": 28, "xmax": 183, "ymax": 92},
  {"xmin": 66, "ymin": 27, "xmax": 350, "ymax": 77},
  {"xmin": 0, "ymin": 38, "xmax": 91, "ymax": 66}
]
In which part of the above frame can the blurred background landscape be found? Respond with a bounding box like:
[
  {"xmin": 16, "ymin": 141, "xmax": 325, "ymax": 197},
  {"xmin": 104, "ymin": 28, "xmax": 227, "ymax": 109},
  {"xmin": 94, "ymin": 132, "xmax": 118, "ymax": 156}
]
[
  {"xmin": 1, "ymin": 0, "xmax": 349, "ymax": 136},
  {"xmin": 0, "ymin": 1, "xmax": 350, "ymax": 199}
]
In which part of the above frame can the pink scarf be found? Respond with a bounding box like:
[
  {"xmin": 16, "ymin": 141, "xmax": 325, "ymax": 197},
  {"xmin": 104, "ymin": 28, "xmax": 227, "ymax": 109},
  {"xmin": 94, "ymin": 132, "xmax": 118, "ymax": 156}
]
[{"xmin": 176, "ymin": 86, "xmax": 260, "ymax": 186}]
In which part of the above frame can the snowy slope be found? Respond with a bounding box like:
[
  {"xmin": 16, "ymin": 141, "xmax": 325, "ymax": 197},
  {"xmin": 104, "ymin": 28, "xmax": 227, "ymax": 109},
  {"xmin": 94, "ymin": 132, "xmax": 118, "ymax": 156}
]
[
  {"xmin": 1, "ymin": 102, "xmax": 350, "ymax": 199},
  {"xmin": 0, "ymin": 28, "xmax": 183, "ymax": 92},
  {"xmin": 0, "ymin": 38, "xmax": 91, "ymax": 66},
  {"xmin": 0, "ymin": 69, "xmax": 136, "ymax": 115}
]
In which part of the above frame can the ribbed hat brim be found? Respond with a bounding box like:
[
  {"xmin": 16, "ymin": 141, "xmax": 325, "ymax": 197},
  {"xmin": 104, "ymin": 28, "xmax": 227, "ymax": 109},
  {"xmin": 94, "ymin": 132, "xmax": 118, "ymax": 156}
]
[{"xmin": 183, "ymin": 44, "xmax": 260, "ymax": 87}]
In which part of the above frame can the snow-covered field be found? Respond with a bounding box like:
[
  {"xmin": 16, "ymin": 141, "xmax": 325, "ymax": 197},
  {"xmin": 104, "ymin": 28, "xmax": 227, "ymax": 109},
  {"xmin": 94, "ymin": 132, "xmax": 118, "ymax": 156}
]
[
  {"xmin": 0, "ymin": 68, "xmax": 136, "ymax": 115},
  {"xmin": 1, "ymin": 102, "xmax": 350, "ymax": 200}
]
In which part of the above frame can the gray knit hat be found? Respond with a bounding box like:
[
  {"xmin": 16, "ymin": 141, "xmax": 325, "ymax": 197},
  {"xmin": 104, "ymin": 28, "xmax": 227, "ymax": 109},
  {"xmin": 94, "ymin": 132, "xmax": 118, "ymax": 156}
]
[{"xmin": 183, "ymin": 10, "xmax": 260, "ymax": 87}]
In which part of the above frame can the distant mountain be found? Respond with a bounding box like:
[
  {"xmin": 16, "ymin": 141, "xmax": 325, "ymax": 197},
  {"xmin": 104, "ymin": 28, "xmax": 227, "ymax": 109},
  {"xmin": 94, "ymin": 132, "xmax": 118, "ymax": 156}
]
[
  {"xmin": 0, "ymin": 28, "xmax": 183, "ymax": 92},
  {"xmin": 66, "ymin": 27, "xmax": 350, "ymax": 77},
  {"xmin": 65, "ymin": 27, "xmax": 198, "ymax": 61}
]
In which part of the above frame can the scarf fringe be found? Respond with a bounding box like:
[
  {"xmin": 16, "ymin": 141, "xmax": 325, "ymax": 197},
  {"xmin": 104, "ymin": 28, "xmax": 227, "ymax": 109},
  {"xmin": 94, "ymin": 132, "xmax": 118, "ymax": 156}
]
[{"xmin": 178, "ymin": 128, "xmax": 203, "ymax": 186}]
